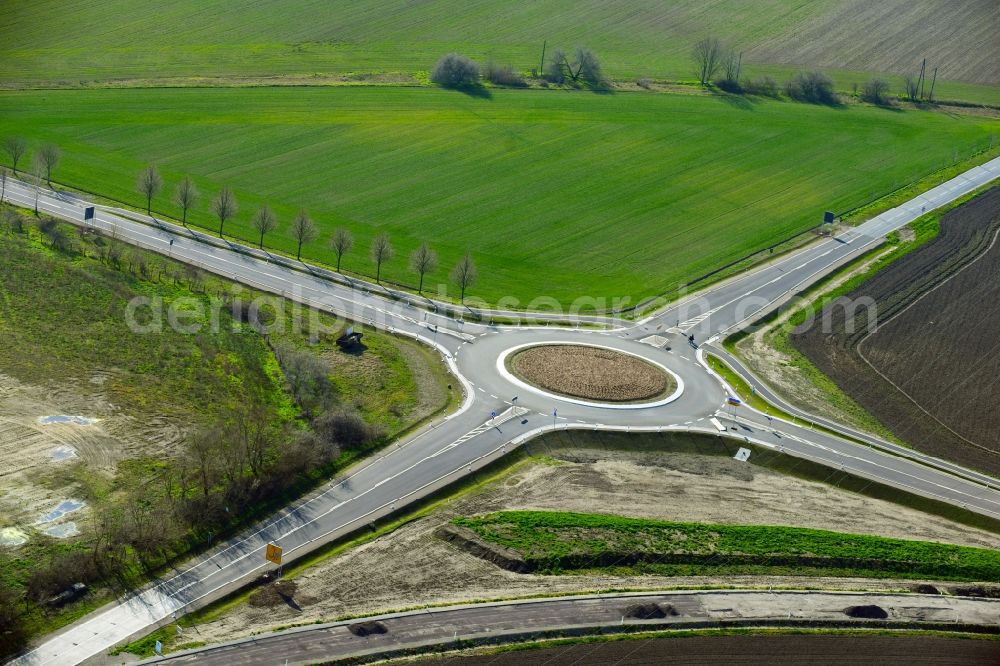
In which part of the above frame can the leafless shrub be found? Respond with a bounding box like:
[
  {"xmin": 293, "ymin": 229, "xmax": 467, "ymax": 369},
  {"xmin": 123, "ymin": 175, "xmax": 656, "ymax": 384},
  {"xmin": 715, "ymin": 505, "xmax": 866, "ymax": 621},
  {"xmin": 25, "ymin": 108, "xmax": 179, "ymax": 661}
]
[
  {"xmin": 861, "ymin": 77, "xmax": 893, "ymax": 106},
  {"xmin": 785, "ymin": 71, "xmax": 838, "ymax": 105},
  {"xmin": 745, "ymin": 76, "xmax": 779, "ymax": 98},
  {"xmin": 483, "ymin": 62, "xmax": 527, "ymax": 87},
  {"xmin": 314, "ymin": 407, "xmax": 382, "ymax": 449},
  {"xmin": 431, "ymin": 53, "xmax": 480, "ymax": 88}
]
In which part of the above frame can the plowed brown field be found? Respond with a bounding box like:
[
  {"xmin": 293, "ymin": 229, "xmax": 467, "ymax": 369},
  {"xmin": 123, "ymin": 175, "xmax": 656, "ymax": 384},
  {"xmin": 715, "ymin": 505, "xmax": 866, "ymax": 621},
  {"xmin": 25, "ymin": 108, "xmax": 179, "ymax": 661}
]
[
  {"xmin": 412, "ymin": 634, "xmax": 1000, "ymax": 665},
  {"xmin": 792, "ymin": 187, "xmax": 1000, "ymax": 475}
]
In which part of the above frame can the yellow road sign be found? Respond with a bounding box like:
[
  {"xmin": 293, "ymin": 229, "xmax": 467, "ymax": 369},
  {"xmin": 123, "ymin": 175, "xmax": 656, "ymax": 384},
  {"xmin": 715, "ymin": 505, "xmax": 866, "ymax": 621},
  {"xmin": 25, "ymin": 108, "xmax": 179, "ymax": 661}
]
[{"xmin": 265, "ymin": 543, "xmax": 282, "ymax": 565}]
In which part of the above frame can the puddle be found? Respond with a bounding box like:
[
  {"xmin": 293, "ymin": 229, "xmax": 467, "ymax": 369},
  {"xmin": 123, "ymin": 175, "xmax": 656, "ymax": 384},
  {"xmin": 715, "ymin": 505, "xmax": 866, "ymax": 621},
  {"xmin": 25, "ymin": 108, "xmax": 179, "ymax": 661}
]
[
  {"xmin": 0, "ymin": 527, "xmax": 28, "ymax": 547},
  {"xmin": 39, "ymin": 415, "xmax": 96, "ymax": 426},
  {"xmin": 44, "ymin": 523, "xmax": 80, "ymax": 539},
  {"xmin": 36, "ymin": 499, "xmax": 85, "ymax": 524},
  {"xmin": 50, "ymin": 445, "xmax": 78, "ymax": 461}
]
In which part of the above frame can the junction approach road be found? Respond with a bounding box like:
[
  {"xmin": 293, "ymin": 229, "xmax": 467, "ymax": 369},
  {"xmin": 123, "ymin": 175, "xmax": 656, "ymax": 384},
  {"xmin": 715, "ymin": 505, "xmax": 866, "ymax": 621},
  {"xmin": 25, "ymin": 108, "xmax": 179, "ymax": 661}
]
[{"xmin": 3, "ymin": 154, "xmax": 1000, "ymax": 666}]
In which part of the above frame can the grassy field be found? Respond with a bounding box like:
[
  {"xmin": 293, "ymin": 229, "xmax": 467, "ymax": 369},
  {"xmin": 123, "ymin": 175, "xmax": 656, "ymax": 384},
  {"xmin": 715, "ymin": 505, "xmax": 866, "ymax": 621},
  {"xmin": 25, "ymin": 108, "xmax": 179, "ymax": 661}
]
[
  {"xmin": 2, "ymin": 87, "xmax": 997, "ymax": 307},
  {"xmin": 2, "ymin": 0, "xmax": 998, "ymax": 102},
  {"xmin": 455, "ymin": 511, "xmax": 1000, "ymax": 581},
  {"xmin": 0, "ymin": 216, "xmax": 289, "ymax": 424}
]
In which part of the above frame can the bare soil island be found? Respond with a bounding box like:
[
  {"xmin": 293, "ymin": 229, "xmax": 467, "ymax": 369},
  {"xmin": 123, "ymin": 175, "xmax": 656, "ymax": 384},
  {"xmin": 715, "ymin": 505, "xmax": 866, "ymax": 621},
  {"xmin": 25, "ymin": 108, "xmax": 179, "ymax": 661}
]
[{"xmin": 509, "ymin": 345, "xmax": 674, "ymax": 403}]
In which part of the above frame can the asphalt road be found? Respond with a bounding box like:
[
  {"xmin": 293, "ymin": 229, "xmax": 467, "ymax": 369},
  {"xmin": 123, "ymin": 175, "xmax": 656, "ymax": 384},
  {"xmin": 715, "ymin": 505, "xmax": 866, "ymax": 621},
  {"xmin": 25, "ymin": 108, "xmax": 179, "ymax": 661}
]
[
  {"xmin": 4, "ymin": 155, "xmax": 1000, "ymax": 666},
  {"xmin": 140, "ymin": 591, "xmax": 1000, "ymax": 666}
]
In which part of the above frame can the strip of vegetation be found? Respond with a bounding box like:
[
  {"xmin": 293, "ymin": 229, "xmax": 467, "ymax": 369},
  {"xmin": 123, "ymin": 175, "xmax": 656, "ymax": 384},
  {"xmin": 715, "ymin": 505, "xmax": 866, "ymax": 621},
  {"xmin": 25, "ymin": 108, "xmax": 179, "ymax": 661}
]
[{"xmin": 453, "ymin": 511, "xmax": 1000, "ymax": 582}]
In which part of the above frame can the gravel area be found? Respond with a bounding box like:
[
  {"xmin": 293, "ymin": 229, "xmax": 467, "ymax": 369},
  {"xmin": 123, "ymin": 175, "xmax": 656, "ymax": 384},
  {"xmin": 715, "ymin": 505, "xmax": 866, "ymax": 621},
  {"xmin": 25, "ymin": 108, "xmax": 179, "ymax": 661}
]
[{"xmin": 509, "ymin": 345, "xmax": 674, "ymax": 402}]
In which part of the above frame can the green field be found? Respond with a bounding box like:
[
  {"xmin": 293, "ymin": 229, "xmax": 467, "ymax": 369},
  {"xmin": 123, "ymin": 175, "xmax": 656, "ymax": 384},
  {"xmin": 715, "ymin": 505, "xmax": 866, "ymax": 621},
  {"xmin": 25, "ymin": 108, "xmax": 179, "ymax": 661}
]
[
  {"xmin": 3, "ymin": 0, "xmax": 998, "ymax": 104},
  {"xmin": 455, "ymin": 511, "xmax": 1000, "ymax": 581},
  {"xmin": 2, "ymin": 87, "xmax": 997, "ymax": 307}
]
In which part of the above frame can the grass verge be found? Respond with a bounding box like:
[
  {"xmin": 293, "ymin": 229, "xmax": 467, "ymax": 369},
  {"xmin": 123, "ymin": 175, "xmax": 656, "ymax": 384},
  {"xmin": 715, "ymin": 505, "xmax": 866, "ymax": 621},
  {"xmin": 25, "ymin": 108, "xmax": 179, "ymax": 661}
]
[{"xmin": 453, "ymin": 511, "xmax": 1000, "ymax": 581}]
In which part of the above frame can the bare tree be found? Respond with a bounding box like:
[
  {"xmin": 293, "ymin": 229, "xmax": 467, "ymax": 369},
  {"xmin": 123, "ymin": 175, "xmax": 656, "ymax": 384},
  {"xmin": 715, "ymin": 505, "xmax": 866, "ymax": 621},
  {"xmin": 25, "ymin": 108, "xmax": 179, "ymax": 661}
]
[
  {"xmin": 574, "ymin": 47, "xmax": 604, "ymax": 86},
  {"xmin": 136, "ymin": 164, "xmax": 162, "ymax": 215},
  {"xmin": 251, "ymin": 204, "xmax": 277, "ymax": 249},
  {"xmin": 544, "ymin": 48, "xmax": 602, "ymax": 85},
  {"xmin": 37, "ymin": 143, "xmax": 61, "ymax": 185},
  {"xmin": 370, "ymin": 232, "xmax": 393, "ymax": 283},
  {"xmin": 229, "ymin": 406, "xmax": 277, "ymax": 480},
  {"xmin": 0, "ymin": 166, "xmax": 7, "ymax": 203},
  {"xmin": 722, "ymin": 47, "xmax": 742, "ymax": 82},
  {"xmin": 329, "ymin": 227, "xmax": 353, "ymax": 272},
  {"xmin": 904, "ymin": 75, "xmax": 920, "ymax": 102},
  {"xmin": 289, "ymin": 209, "xmax": 318, "ymax": 260},
  {"xmin": 450, "ymin": 252, "xmax": 477, "ymax": 303},
  {"xmin": 3, "ymin": 136, "xmax": 27, "ymax": 174},
  {"xmin": 544, "ymin": 48, "xmax": 568, "ymax": 83},
  {"xmin": 409, "ymin": 241, "xmax": 438, "ymax": 293},
  {"xmin": 211, "ymin": 185, "xmax": 237, "ymax": 237},
  {"xmin": 692, "ymin": 37, "xmax": 724, "ymax": 85},
  {"xmin": 173, "ymin": 176, "xmax": 198, "ymax": 226}
]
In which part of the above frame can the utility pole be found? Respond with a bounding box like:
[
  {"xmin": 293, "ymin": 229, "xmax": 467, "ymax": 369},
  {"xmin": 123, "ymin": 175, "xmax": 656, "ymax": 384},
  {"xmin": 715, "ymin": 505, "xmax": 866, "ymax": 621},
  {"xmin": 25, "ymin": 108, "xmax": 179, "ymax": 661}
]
[
  {"xmin": 539, "ymin": 40, "xmax": 547, "ymax": 76},
  {"xmin": 918, "ymin": 58, "xmax": 927, "ymax": 100},
  {"xmin": 736, "ymin": 51, "xmax": 742, "ymax": 81},
  {"xmin": 928, "ymin": 66, "xmax": 938, "ymax": 103}
]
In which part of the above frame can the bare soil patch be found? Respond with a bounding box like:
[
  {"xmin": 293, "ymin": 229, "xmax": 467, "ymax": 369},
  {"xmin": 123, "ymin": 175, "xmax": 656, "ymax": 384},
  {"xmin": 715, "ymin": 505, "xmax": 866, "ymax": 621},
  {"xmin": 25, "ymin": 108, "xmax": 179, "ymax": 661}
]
[
  {"xmin": 845, "ymin": 604, "xmax": 888, "ymax": 619},
  {"xmin": 248, "ymin": 581, "xmax": 299, "ymax": 609},
  {"xmin": 0, "ymin": 372, "xmax": 173, "ymax": 542},
  {"xmin": 624, "ymin": 602, "xmax": 678, "ymax": 619},
  {"xmin": 792, "ymin": 187, "xmax": 1000, "ymax": 475},
  {"xmin": 182, "ymin": 434, "xmax": 1000, "ymax": 647},
  {"xmin": 348, "ymin": 621, "xmax": 387, "ymax": 637},
  {"xmin": 509, "ymin": 345, "xmax": 673, "ymax": 403}
]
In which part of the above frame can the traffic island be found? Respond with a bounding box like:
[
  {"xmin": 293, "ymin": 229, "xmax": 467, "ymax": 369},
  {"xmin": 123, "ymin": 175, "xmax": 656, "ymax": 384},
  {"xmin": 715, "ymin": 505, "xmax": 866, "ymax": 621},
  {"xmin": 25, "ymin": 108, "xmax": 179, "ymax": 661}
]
[{"xmin": 505, "ymin": 343, "xmax": 676, "ymax": 404}]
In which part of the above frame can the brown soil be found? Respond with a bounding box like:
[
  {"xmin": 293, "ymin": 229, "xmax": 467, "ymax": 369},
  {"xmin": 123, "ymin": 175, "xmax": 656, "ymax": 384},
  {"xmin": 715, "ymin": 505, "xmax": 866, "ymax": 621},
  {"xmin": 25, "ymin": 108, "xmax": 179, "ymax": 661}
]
[
  {"xmin": 404, "ymin": 635, "xmax": 1000, "ymax": 665},
  {"xmin": 180, "ymin": 435, "xmax": 1000, "ymax": 648},
  {"xmin": 844, "ymin": 604, "xmax": 888, "ymax": 619},
  {"xmin": 791, "ymin": 187, "xmax": 1000, "ymax": 475},
  {"xmin": 510, "ymin": 345, "xmax": 673, "ymax": 402},
  {"xmin": 624, "ymin": 602, "xmax": 678, "ymax": 619}
]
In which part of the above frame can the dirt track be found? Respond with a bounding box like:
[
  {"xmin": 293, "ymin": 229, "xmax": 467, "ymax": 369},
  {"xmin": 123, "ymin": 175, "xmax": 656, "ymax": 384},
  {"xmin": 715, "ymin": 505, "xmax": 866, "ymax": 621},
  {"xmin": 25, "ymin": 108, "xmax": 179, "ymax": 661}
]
[{"xmin": 792, "ymin": 187, "xmax": 1000, "ymax": 475}]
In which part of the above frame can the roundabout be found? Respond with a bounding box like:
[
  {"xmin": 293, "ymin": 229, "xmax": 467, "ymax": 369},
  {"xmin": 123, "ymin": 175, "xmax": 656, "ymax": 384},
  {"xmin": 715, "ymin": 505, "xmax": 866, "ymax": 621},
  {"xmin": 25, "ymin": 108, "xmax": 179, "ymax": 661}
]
[{"xmin": 453, "ymin": 328, "xmax": 725, "ymax": 425}]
